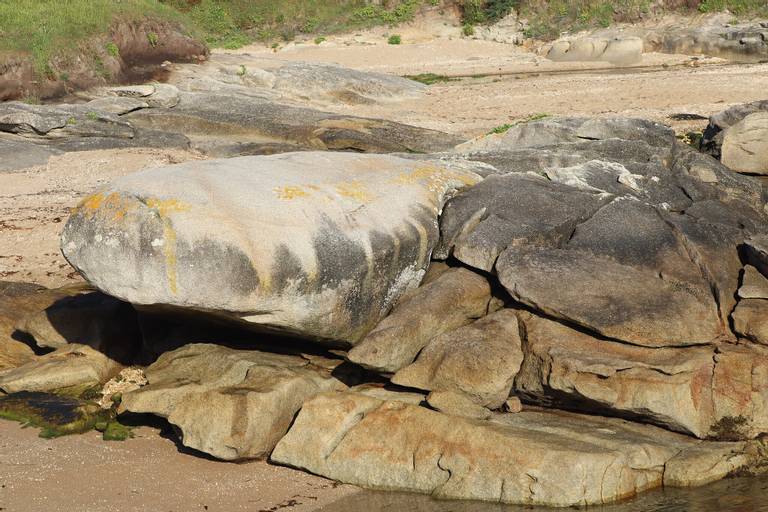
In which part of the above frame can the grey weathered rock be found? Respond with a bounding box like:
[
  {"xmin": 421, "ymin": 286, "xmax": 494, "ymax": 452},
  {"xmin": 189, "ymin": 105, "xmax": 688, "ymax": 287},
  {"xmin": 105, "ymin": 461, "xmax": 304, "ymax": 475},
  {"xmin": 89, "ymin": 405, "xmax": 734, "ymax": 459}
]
[
  {"xmin": 739, "ymin": 265, "xmax": 768, "ymax": 299},
  {"xmin": 392, "ymin": 309, "xmax": 522, "ymax": 408},
  {"xmin": 347, "ymin": 267, "xmax": 492, "ymax": 372},
  {"xmin": 721, "ymin": 112, "xmax": 768, "ymax": 174},
  {"xmin": 120, "ymin": 343, "xmax": 346, "ymax": 460},
  {"xmin": 434, "ymin": 172, "xmax": 611, "ymax": 272},
  {"xmin": 547, "ymin": 37, "xmax": 643, "ymax": 64},
  {"xmin": 126, "ymin": 92, "xmax": 461, "ymax": 154},
  {"xmin": 0, "ymin": 102, "xmax": 134, "ymax": 139},
  {"xmin": 444, "ymin": 120, "xmax": 767, "ymax": 346},
  {"xmin": 733, "ymin": 300, "xmax": 768, "ymax": 345},
  {"xmin": 272, "ymin": 391, "xmax": 763, "ymax": 507},
  {"xmin": 0, "ymin": 136, "xmax": 62, "ymax": 171},
  {"xmin": 61, "ymin": 152, "xmax": 481, "ymax": 346},
  {"xmin": 497, "ymin": 246, "xmax": 722, "ymax": 347},
  {"xmin": 0, "ymin": 344, "xmax": 121, "ymax": 393},
  {"xmin": 456, "ymin": 117, "xmax": 675, "ymax": 154},
  {"xmin": 171, "ymin": 55, "xmax": 426, "ymax": 106}
]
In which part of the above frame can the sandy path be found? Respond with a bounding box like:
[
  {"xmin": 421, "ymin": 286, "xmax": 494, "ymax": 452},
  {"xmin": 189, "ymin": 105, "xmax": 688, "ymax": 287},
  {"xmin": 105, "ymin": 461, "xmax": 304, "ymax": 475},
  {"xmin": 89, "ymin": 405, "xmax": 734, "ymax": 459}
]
[{"xmin": 0, "ymin": 421, "xmax": 356, "ymax": 512}]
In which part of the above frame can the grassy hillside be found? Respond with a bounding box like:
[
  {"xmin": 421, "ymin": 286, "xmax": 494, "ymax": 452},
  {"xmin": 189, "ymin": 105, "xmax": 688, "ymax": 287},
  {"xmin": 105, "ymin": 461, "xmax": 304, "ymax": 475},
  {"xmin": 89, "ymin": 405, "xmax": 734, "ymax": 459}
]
[
  {"xmin": 158, "ymin": 0, "xmax": 429, "ymax": 48},
  {"xmin": 459, "ymin": 0, "xmax": 768, "ymax": 39},
  {"xmin": 0, "ymin": 0, "xmax": 186, "ymax": 75},
  {"xmin": 1, "ymin": 0, "xmax": 766, "ymax": 85}
]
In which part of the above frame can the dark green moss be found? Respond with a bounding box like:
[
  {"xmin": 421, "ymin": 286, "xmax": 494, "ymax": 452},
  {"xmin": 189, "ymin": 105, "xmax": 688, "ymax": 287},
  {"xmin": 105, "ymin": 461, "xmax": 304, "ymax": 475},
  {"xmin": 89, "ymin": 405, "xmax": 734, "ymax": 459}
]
[{"xmin": 0, "ymin": 391, "xmax": 110, "ymax": 438}]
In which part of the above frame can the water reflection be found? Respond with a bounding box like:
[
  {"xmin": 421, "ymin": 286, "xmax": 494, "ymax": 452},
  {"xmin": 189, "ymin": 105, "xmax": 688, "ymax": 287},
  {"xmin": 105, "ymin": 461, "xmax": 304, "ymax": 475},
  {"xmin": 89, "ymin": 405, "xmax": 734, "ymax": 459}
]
[{"xmin": 319, "ymin": 474, "xmax": 768, "ymax": 512}]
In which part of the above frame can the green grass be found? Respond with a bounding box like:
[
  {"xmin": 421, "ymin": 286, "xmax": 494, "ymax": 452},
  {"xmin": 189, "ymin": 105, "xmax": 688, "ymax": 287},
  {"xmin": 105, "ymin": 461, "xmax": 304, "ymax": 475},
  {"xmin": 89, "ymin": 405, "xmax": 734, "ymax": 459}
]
[
  {"xmin": 160, "ymin": 0, "xmax": 427, "ymax": 49},
  {"xmin": 388, "ymin": 34, "xmax": 402, "ymax": 45},
  {"xmin": 405, "ymin": 73, "xmax": 456, "ymax": 85},
  {"xmin": 0, "ymin": 0, "xmax": 184, "ymax": 75},
  {"xmin": 488, "ymin": 113, "xmax": 551, "ymax": 134},
  {"xmin": 507, "ymin": 0, "xmax": 768, "ymax": 40},
  {"xmin": 698, "ymin": 0, "xmax": 768, "ymax": 15}
]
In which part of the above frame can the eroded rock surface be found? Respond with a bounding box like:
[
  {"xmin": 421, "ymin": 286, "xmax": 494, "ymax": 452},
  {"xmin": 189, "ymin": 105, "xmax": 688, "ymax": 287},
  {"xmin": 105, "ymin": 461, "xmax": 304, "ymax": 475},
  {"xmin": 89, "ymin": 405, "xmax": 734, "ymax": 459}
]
[
  {"xmin": 443, "ymin": 116, "xmax": 767, "ymax": 347},
  {"xmin": 392, "ymin": 309, "xmax": 522, "ymax": 408},
  {"xmin": 0, "ymin": 344, "xmax": 121, "ymax": 394},
  {"xmin": 721, "ymin": 112, "xmax": 768, "ymax": 175},
  {"xmin": 120, "ymin": 343, "xmax": 347, "ymax": 460},
  {"xmin": 272, "ymin": 391, "xmax": 764, "ymax": 507},
  {"xmin": 347, "ymin": 267, "xmax": 493, "ymax": 372},
  {"xmin": 61, "ymin": 152, "xmax": 481, "ymax": 344}
]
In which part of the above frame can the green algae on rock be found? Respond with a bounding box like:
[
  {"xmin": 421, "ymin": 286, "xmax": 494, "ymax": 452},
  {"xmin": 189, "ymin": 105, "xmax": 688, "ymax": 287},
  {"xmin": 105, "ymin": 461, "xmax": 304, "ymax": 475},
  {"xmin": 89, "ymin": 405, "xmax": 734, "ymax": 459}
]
[{"xmin": 0, "ymin": 390, "xmax": 130, "ymax": 440}]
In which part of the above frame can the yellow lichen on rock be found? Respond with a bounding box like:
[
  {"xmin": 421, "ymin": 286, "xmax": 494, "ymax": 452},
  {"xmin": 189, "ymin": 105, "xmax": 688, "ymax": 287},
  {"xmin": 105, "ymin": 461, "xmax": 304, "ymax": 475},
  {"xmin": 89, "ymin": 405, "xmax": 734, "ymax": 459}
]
[
  {"xmin": 274, "ymin": 186, "xmax": 310, "ymax": 200},
  {"xmin": 335, "ymin": 181, "xmax": 372, "ymax": 203}
]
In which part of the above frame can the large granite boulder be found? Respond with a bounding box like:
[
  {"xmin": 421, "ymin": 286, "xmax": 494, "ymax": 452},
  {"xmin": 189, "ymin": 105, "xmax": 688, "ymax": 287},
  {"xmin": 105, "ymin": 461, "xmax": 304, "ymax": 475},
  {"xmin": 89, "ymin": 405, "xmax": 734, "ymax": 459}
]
[
  {"xmin": 271, "ymin": 391, "xmax": 764, "ymax": 507},
  {"xmin": 120, "ymin": 343, "xmax": 347, "ymax": 460},
  {"xmin": 440, "ymin": 117, "xmax": 768, "ymax": 347},
  {"xmin": 721, "ymin": 112, "xmax": 768, "ymax": 175},
  {"xmin": 61, "ymin": 152, "xmax": 482, "ymax": 345}
]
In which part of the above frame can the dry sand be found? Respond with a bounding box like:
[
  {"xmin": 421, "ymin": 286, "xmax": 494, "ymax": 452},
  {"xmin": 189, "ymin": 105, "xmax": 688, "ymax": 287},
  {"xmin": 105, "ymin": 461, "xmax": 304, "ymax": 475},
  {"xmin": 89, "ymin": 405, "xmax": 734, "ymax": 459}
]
[{"xmin": 0, "ymin": 420, "xmax": 357, "ymax": 512}]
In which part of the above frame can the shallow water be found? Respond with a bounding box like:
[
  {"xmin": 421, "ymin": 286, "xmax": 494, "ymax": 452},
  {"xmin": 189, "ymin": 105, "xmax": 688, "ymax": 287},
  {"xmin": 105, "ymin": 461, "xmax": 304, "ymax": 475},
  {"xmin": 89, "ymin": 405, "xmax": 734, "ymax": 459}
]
[{"xmin": 319, "ymin": 474, "xmax": 768, "ymax": 512}]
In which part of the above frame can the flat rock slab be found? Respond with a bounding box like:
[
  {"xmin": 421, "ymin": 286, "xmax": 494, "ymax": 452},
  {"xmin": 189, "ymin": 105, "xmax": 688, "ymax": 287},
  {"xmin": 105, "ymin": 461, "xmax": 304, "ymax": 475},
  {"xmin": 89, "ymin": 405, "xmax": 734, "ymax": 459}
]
[
  {"xmin": 272, "ymin": 391, "xmax": 761, "ymax": 507},
  {"xmin": 120, "ymin": 343, "xmax": 346, "ymax": 460},
  {"xmin": 126, "ymin": 92, "xmax": 462, "ymax": 154},
  {"xmin": 497, "ymin": 247, "xmax": 721, "ymax": 347},
  {"xmin": 61, "ymin": 152, "xmax": 481, "ymax": 344},
  {"xmin": 0, "ymin": 344, "xmax": 121, "ymax": 394}
]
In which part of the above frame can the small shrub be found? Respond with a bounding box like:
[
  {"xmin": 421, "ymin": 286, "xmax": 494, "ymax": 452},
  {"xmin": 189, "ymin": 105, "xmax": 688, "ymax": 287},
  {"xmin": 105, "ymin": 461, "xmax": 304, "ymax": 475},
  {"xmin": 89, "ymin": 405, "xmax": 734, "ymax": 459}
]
[
  {"xmin": 147, "ymin": 31, "xmax": 159, "ymax": 48},
  {"xmin": 86, "ymin": 111, "xmax": 99, "ymax": 121},
  {"xmin": 105, "ymin": 41, "xmax": 119, "ymax": 57},
  {"xmin": 388, "ymin": 34, "xmax": 402, "ymax": 45},
  {"xmin": 237, "ymin": 64, "xmax": 247, "ymax": 76},
  {"xmin": 487, "ymin": 113, "xmax": 550, "ymax": 134},
  {"xmin": 462, "ymin": 24, "xmax": 475, "ymax": 36},
  {"xmin": 314, "ymin": 36, "xmax": 326, "ymax": 44},
  {"xmin": 406, "ymin": 73, "xmax": 455, "ymax": 85}
]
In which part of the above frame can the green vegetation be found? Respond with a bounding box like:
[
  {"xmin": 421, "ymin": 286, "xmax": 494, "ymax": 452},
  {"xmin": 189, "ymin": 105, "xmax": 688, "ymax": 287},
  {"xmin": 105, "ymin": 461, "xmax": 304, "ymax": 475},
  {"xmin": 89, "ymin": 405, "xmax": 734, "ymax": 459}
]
[
  {"xmin": 388, "ymin": 34, "xmax": 402, "ymax": 45},
  {"xmin": 0, "ymin": 389, "xmax": 133, "ymax": 441},
  {"xmin": 105, "ymin": 42, "xmax": 120, "ymax": 57},
  {"xmin": 314, "ymin": 36, "xmax": 326, "ymax": 44},
  {"xmin": 462, "ymin": 23, "xmax": 475, "ymax": 36},
  {"xmin": 0, "ymin": 0, "xmax": 184, "ymax": 75},
  {"xmin": 405, "ymin": 73, "xmax": 456, "ymax": 85},
  {"xmin": 160, "ymin": 0, "xmax": 427, "ymax": 49},
  {"xmin": 460, "ymin": 0, "xmax": 519, "ymax": 25},
  {"xmin": 461, "ymin": 0, "xmax": 768, "ymax": 40},
  {"xmin": 699, "ymin": 0, "xmax": 768, "ymax": 15},
  {"xmin": 488, "ymin": 112, "xmax": 550, "ymax": 134}
]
